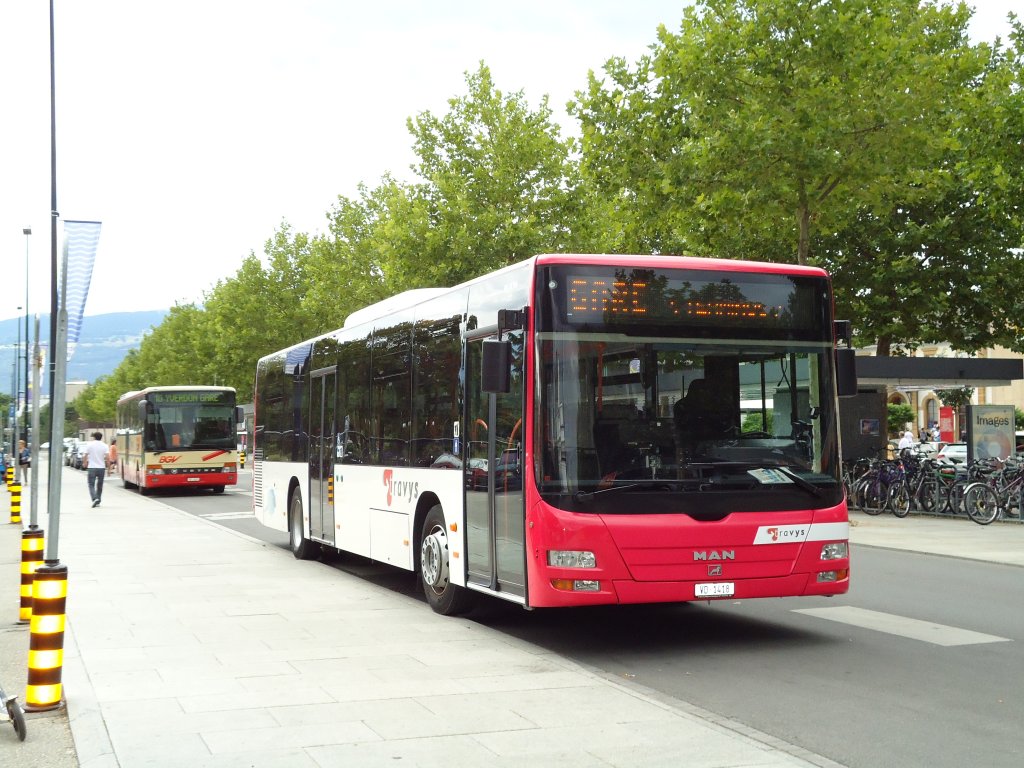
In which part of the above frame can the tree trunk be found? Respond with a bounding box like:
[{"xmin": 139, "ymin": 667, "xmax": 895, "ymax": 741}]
[
  {"xmin": 797, "ymin": 206, "xmax": 810, "ymax": 266},
  {"xmin": 876, "ymin": 335, "xmax": 891, "ymax": 356}
]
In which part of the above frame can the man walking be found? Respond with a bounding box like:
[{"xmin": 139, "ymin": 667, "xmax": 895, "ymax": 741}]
[{"xmin": 84, "ymin": 431, "xmax": 109, "ymax": 508}]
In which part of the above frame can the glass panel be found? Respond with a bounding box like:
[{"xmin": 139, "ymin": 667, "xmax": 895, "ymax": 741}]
[
  {"xmin": 465, "ymin": 341, "xmax": 491, "ymax": 582},
  {"xmin": 494, "ymin": 329, "xmax": 525, "ymax": 593},
  {"xmin": 536, "ymin": 334, "xmax": 841, "ymax": 517}
]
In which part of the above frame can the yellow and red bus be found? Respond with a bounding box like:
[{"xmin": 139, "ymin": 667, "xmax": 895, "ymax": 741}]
[
  {"xmin": 253, "ymin": 254, "xmax": 857, "ymax": 614},
  {"xmin": 116, "ymin": 386, "xmax": 242, "ymax": 494}
]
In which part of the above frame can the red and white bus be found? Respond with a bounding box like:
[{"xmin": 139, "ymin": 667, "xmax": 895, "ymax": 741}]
[
  {"xmin": 253, "ymin": 254, "xmax": 856, "ymax": 614},
  {"xmin": 116, "ymin": 386, "xmax": 243, "ymax": 494}
]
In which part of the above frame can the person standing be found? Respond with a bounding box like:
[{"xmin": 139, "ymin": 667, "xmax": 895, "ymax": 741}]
[
  {"xmin": 107, "ymin": 440, "xmax": 119, "ymax": 476},
  {"xmin": 84, "ymin": 431, "xmax": 109, "ymax": 508},
  {"xmin": 18, "ymin": 439, "xmax": 30, "ymax": 485},
  {"xmin": 898, "ymin": 430, "xmax": 915, "ymax": 451}
]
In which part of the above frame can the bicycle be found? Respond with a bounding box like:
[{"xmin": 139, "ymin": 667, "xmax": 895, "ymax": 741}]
[
  {"xmin": 0, "ymin": 679, "xmax": 27, "ymax": 742},
  {"xmin": 851, "ymin": 457, "xmax": 906, "ymax": 516},
  {"xmin": 963, "ymin": 457, "xmax": 1024, "ymax": 525}
]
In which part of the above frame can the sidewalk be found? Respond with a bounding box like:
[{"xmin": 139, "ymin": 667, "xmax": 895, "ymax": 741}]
[{"xmin": 2, "ymin": 464, "xmax": 1021, "ymax": 768}]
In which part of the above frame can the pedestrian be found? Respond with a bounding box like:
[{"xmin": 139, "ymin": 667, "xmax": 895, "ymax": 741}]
[
  {"xmin": 107, "ymin": 440, "xmax": 119, "ymax": 476},
  {"xmin": 18, "ymin": 439, "xmax": 30, "ymax": 485},
  {"xmin": 84, "ymin": 431, "xmax": 109, "ymax": 508},
  {"xmin": 898, "ymin": 430, "xmax": 915, "ymax": 451}
]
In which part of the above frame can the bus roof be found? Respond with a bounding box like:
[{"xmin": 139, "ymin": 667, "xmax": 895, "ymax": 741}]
[
  {"xmin": 257, "ymin": 254, "xmax": 831, "ymax": 366},
  {"xmin": 532, "ymin": 253, "xmax": 830, "ymax": 278}
]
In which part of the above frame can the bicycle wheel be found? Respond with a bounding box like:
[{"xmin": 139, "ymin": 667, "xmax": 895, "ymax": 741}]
[
  {"xmin": 6, "ymin": 697, "xmax": 26, "ymax": 742},
  {"xmin": 862, "ymin": 482, "xmax": 886, "ymax": 515},
  {"xmin": 889, "ymin": 483, "xmax": 911, "ymax": 518},
  {"xmin": 916, "ymin": 476, "xmax": 938, "ymax": 513},
  {"xmin": 963, "ymin": 483, "xmax": 999, "ymax": 525},
  {"xmin": 947, "ymin": 480, "xmax": 971, "ymax": 516}
]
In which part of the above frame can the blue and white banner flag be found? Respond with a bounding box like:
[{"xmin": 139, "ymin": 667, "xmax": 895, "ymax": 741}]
[{"xmin": 61, "ymin": 220, "xmax": 102, "ymax": 352}]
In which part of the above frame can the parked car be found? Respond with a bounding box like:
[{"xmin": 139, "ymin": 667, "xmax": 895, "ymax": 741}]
[
  {"xmin": 936, "ymin": 442, "xmax": 968, "ymax": 465},
  {"xmin": 63, "ymin": 440, "xmax": 79, "ymax": 466}
]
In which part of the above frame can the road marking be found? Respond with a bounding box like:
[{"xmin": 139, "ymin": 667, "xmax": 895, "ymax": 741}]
[
  {"xmin": 793, "ymin": 606, "xmax": 1012, "ymax": 647},
  {"xmin": 200, "ymin": 512, "xmax": 256, "ymax": 521}
]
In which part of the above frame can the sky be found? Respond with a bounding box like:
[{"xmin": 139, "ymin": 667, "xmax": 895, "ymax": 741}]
[{"xmin": 0, "ymin": 1, "xmax": 1019, "ymax": 323}]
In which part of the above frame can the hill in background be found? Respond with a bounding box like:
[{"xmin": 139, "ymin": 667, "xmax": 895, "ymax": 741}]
[{"xmin": 0, "ymin": 310, "xmax": 168, "ymax": 394}]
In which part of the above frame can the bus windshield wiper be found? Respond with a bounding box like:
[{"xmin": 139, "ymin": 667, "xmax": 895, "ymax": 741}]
[
  {"xmin": 759, "ymin": 464, "xmax": 823, "ymax": 498},
  {"xmin": 574, "ymin": 483, "xmax": 640, "ymax": 503},
  {"xmin": 689, "ymin": 460, "xmax": 823, "ymax": 498}
]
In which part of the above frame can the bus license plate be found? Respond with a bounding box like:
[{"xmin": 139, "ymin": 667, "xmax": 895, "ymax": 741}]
[{"xmin": 695, "ymin": 582, "xmax": 734, "ymax": 598}]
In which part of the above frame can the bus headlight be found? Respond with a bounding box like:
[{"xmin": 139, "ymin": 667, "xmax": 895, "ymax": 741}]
[
  {"xmin": 547, "ymin": 550, "xmax": 597, "ymax": 568},
  {"xmin": 820, "ymin": 542, "xmax": 848, "ymax": 560}
]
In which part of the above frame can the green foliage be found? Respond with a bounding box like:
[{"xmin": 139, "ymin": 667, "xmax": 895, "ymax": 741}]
[
  {"xmin": 1015, "ymin": 408, "xmax": 1024, "ymax": 430},
  {"xmin": 887, "ymin": 403, "xmax": 914, "ymax": 436},
  {"xmin": 570, "ymin": 0, "xmax": 1023, "ymax": 352},
  {"xmin": 742, "ymin": 411, "xmax": 773, "ymax": 433},
  {"xmin": 83, "ymin": 6, "xmax": 1024, "ymax": 407},
  {"xmin": 934, "ymin": 386, "xmax": 974, "ymax": 409}
]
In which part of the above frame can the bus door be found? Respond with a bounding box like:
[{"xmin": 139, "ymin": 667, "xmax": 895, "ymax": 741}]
[
  {"xmin": 465, "ymin": 328, "xmax": 526, "ymax": 600},
  {"xmin": 309, "ymin": 368, "xmax": 337, "ymax": 545}
]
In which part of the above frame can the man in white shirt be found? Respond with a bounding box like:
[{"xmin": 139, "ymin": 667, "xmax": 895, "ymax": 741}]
[
  {"xmin": 84, "ymin": 431, "xmax": 110, "ymax": 508},
  {"xmin": 897, "ymin": 430, "xmax": 915, "ymax": 451}
]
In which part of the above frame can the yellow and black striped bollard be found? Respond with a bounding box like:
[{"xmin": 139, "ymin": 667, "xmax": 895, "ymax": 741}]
[
  {"xmin": 328, "ymin": 475, "xmax": 334, "ymax": 505},
  {"xmin": 5, "ymin": 464, "xmax": 13, "ymax": 488},
  {"xmin": 19, "ymin": 529, "xmax": 45, "ymax": 623},
  {"xmin": 9, "ymin": 481, "xmax": 22, "ymax": 524},
  {"xmin": 24, "ymin": 563, "xmax": 69, "ymax": 711}
]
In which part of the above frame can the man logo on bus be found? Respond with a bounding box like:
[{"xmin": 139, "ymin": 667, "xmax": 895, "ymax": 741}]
[{"xmin": 382, "ymin": 469, "xmax": 419, "ymax": 506}]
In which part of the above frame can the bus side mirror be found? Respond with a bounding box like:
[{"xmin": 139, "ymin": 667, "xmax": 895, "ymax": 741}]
[
  {"xmin": 835, "ymin": 348, "xmax": 858, "ymax": 398},
  {"xmin": 138, "ymin": 400, "xmax": 150, "ymax": 419},
  {"xmin": 235, "ymin": 407, "xmax": 244, "ymax": 426},
  {"xmin": 482, "ymin": 339, "xmax": 511, "ymax": 394}
]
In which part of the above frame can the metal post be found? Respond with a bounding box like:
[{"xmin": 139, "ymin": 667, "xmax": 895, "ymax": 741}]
[
  {"xmin": 45, "ymin": 0, "xmax": 64, "ymax": 564},
  {"xmin": 24, "ymin": 228, "xmax": 31, "ymax": 451},
  {"xmin": 29, "ymin": 316, "xmax": 42, "ymax": 529},
  {"xmin": 15, "ymin": 304, "xmax": 22, "ymax": 460}
]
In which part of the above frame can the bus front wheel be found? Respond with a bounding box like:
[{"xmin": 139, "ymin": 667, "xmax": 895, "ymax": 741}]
[
  {"xmin": 419, "ymin": 504, "xmax": 474, "ymax": 616},
  {"xmin": 289, "ymin": 490, "xmax": 316, "ymax": 560}
]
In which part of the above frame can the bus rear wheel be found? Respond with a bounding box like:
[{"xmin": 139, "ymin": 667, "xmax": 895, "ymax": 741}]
[
  {"xmin": 211, "ymin": 486, "xmax": 225, "ymax": 494},
  {"xmin": 419, "ymin": 504, "xmax": 474, "ymax": 616},
  {"xmin": 289, "ymin": 490, "xmax": 316, "ymax": 560}
]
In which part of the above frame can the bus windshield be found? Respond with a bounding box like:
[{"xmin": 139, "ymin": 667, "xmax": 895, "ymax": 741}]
[
  {"xmin": 535, "ymin": 265, "xmax": 842, "ymax": 517},
  {"xmin": 144, "ymin": 392, "xmax": 237, "ymax": 451}
]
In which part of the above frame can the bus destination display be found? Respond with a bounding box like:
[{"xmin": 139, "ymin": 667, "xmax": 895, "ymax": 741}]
[{"xmin": 563, "ymin": 270, "xmax": 820, "ymax": 331}]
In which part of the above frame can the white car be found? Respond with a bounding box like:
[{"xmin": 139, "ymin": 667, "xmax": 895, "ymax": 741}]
[{"xmin": 936, "ymin": 443, "xmax": 968, "ymax": 464}]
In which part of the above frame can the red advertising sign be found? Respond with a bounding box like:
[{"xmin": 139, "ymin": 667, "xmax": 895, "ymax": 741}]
[{"xmin": 939, "ymin": 407, "xmax": 955, "ymax": 444}]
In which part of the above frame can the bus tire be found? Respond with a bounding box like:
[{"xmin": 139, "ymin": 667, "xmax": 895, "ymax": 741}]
[
  {"xmin": 289, "ymin": 490, "xmax": 316, "ymax": 560},
  {"xmin": 419, "ymin": 504, "xmax": 474, "ymax": 616},
  {"xmin": 140, "ymin": 484, "xmax": 152, "ymax": 496},
  {"xmin": 211, "ymin": 486, "xmax": 225, "ymax": 494}
]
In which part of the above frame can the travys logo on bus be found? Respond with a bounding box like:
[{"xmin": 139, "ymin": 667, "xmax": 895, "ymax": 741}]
[
  {"xmin": 754, "ymin": 525, "xmax": 809, "ymax": 544},
  {"xmin": 382, "ymin": 469, "xmax": 419, "ymax": 506}
]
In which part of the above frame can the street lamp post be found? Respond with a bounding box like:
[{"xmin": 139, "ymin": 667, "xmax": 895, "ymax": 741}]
[
  {"xmin": 14, "ymin": 304, "xmax": 22, "ymax": 454},
  {"xmin": 23, "ymin": 227, "xmax": 31, "ymax": 446}
]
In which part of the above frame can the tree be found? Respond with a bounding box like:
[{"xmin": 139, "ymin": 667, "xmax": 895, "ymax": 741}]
[
  {"xmin": 405, "ymin": 63, "xmax": 582, "ymax": 286},
  {"xmin": 887, "ymin": 403, "xmax": 914, "ymax": 436},
  {"xmin": 935, "ymin": 386, "xmax": 974, "ymax": 409},
  {"xmin": 571, "ymin": 1, "xmax": 1024, "ymax": 354}
]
